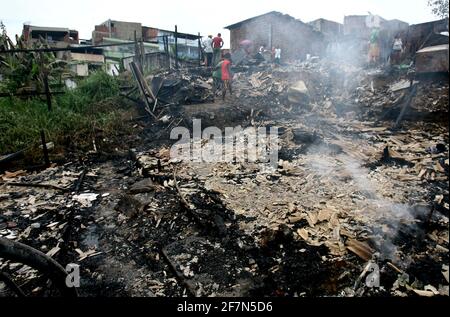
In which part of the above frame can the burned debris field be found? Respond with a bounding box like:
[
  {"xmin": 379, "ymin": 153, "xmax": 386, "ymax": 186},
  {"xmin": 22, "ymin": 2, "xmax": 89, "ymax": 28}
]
[{"xmin": 0, "ymin": 9, "xmax": 449, "ymax": 299}]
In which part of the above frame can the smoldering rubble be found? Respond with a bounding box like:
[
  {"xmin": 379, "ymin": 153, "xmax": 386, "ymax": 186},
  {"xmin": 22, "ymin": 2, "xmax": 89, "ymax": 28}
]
[
  {"xmin": 1, "ymin": 59, "xmax": 447, "ymax": 297},
  {"xmin": 1, "ymin": 51, "xmax": 449, "ymax": 297}
]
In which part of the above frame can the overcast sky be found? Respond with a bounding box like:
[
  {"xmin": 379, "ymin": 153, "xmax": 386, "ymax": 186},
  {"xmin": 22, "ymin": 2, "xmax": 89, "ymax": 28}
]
[{"xmin": 1, "ymin": 0, "xmax": 438, "ymax": 47}]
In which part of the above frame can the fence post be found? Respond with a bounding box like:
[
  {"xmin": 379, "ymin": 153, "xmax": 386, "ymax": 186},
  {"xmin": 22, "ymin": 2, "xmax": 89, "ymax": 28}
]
[
  {"xmin": 39, "ymin": 52, "xmax": 52, "ymax": 111},
  {"xmin": 43, "ymin": 73, "xmax": 52, "ymax": 112},
  {"xmin": 164, "ymin": 35, "xmax": 171, "ymax": 70},
  {"xmin": 134, "ymin": 30, "xmax": 143, "ymax": 73},
  {"xmin": 198, "ymin": 32, "xmax": 202, "ymax": 67},
  {"xmin": 174, "ymin": 25, "xmax": 178, "ymax": 69},
  {"xmin": 40, "ymin": 130, "xmax": 50, "ymax": 167},
  {"xmin": 140, "ymin": 38, "xmax": 145, "ymax": 72}
]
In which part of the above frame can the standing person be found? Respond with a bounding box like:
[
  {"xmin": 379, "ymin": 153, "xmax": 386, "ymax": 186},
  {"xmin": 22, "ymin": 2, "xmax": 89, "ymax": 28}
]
[
  {"xmin": 202, "ymin": 35, "xmax": 213, "ymax": 67},
  {"xmin": 390, "ymin": 36, "xmax": 403, "ymax": 65},
  {"xmin": 221, "ymin": 53, "xmax": 232, "ymax": 101},
  {"xmin": 274, "ymin": 46, "xmax": 281, "ymax": 65},
  {"xmin": 240, "ymin": 39, "xmax": 253, "ymax": 55},
  {"xmin": 256, "ymin": 44, "xmax": 265, "ymax": 62},
  {"xmin": 212, "ymin": 33, "xmax": 224, "ymax": 66},
  {"xmin": 259, "ymin": 45, "xmax": 266, "ymax": 54},
  {"xmin": 368, "ymin": 28, "xmax": 380, "ymax": 65},
  {"xmin": 212, "ymin": 58, "xmax": 224, "ymax": 99}
]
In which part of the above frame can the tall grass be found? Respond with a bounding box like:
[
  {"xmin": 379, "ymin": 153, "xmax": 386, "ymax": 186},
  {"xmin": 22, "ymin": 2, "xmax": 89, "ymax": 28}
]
[{"xmin": 0, "ymin": 71, "xmax": 130, "ymax": 156}]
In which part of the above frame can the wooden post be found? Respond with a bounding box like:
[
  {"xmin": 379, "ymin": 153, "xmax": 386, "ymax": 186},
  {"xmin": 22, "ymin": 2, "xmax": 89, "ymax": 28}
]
[
  {"xmin": 43, "ymin": 73, "xmax": 52, "ymax": 112},
  {"xmin": 134, "ymin": 30, "xmax": 138, "ymax": 61},
  {"xmin": 165, "ymin": 35, "xmax": 171, "ymax": 70},
  {"xmin": 39, "ymin": 52, "xmax": 52, "ymax": 111},
  {"xmin": 174, "ymin": 25, "xmax": 178, "ymax": 69},
  {"xmin": 198, "ymin": 32, "xmax": 202, "ymax": 67},
  {"xmin": 40, "ymin": 130, "xmax": 50, "ymax": 167},
  {"xmin": 140, "ymin": 38, "xmax": 145, "ymax": 72},
  {"xmin": 130, "ymin": 62, "xmax": 158, "ymax": 120},
  {"xmin": 394, "ymin": 80, "xmax": 417, "ymax": 128},
  {"xmin": 134, "ymin": 30, "xmax": 142, "ymax": 73}
]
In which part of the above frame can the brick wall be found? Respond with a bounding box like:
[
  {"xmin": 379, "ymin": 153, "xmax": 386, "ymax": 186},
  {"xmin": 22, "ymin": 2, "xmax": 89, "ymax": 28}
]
[
  {"xmin": 343, "ymin": 16, "xmax": 370, "ymax": 38},
  {"xmin": 310, "ymin": 19, "xmax": 343, "ymax": 38},
  {"xmin": 142, "ymin": 27, "xmax": 159, "ymax": 41},
  {"xmin": 93, "ymin": 21, "xmax": 142, "ymax": 44},
  {"xmin": 111, "ymin": 21, "xmax": 142, "ymax": 41}
]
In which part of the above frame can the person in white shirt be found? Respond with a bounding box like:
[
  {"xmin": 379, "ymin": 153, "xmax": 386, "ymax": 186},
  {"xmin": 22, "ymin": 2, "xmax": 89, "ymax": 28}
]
[
  {"xmin": 202, "ymin": 35, "xmax": 213, "ymax": 67},
  {"xmin": 390, "ymin": 37, "xmax": 403, "ymax": 65},
  {"xmin": 274, "ymin": 46, "xmax": 281, "ymax": 64}
]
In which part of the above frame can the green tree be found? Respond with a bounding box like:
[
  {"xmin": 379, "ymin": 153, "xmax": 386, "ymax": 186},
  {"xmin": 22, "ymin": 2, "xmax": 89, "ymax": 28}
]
[
  {"xmin": 0, "ymin": 21, "xmax": 68, "ymax": 94},
  {"xmin": 427, "ymin": 0, "xmax": 449, "ymax": 19}
]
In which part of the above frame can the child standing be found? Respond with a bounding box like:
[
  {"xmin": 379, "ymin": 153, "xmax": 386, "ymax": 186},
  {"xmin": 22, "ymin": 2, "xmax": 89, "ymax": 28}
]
[
  {"xmin": 212, "ymin": 59, "xmax": 224, "ymax": 99},
  {"xmin": 221, "ymin": 53, "xmax": 232, "ymax": 101}
]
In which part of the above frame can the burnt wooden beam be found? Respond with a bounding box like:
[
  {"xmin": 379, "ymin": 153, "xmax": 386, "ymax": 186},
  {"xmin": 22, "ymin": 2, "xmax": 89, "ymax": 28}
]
[
  {"xmin": 394, "ymin": 82, "xmax": 418, "ymax": 128},
  {"xmin": 130, "ymin": 62, "xmax": 158, "ymax": 120},
  {"xmin": 40, "ymin": 130, "xmax": 50, "ymax": 167},
  {"xmin": 160, "ymin": 247, "xmax": 197, "ymax": 297},
  {"xmin": 0, "ymin": 237, "xmax": 77, "ymax": 297},
  {"xmin": 74, "ymin": 168, "xmax": 88, "ymax": 193},
  {"xmin": 0, "ymin": 181, "xmax": 68, "ymax": 192},
  {"xmin": 0, "ymin": 272, "xmax": 26, "ymax": 297},
  {"xmin": 43, "ymin": 73, "xmax": 52, "ymax": 111},
  {"xmin": 174, "ymin": 25, "xmax": 179, "ymax": 69}
]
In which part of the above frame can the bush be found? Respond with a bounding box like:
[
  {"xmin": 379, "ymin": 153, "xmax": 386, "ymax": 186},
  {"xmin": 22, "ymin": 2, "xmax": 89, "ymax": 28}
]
[
  {"xmin": 0, "ymin": 97, "xmax": 87, "ymax": 153},
  {"xmin": 0, "ymin": 71, "xmax": 131, "ymax": 157},
  {"xmin": 56, "ymin": 71, "xmax": 120, "ymax": 112}
]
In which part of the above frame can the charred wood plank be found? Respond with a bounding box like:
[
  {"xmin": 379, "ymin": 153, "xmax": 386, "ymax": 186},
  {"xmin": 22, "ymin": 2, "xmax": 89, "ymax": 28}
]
[
  {"xmin": 130, "ymin": 62, "xmax": 158, "ymax": 120},
  {"xmin": 40, "ymin": 130, "xmax": 50, "ymax": 168},
  {"xmin": 160, "ymin": 247, "xmax": 196, "ymax": 297},
  {"xmin": 0, "ymin": 237, "xmax": 77, "ymax": 297},
  {"xmin": 0, "ymin": 271, "xmax": 26, "ymax": 297},
  {"xmin": 73, "ymin": 168, "xmax": 88, "ymax": 193},
  {"xmin": 0, "ymin": 181, "xmax": 68, "ymax": 192}
]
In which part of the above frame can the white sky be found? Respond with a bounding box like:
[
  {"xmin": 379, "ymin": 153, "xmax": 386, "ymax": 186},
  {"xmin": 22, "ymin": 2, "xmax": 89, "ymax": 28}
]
[{"xmin": 1, "ymin": 0, "xmax": 438, "ymax": 48}]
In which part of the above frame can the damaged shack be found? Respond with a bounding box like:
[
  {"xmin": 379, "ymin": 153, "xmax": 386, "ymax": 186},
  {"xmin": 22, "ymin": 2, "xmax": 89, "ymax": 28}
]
[{"xmin": 226, "ymin": 11, "xmax": 326, "ymax": 61}]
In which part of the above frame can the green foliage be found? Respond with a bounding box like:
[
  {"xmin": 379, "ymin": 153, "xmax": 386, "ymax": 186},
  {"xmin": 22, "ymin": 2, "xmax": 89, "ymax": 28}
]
[
  {"xmin": 77, "ymin": 71, "xmax": 120, "ymax": 102},
  {"xmin": 0, "ymin": 71, "xmax": 127, "ymax": 156},
  {"xmin": 0, "ymin": 21, "xmax": 69, "ymax": 94},
  {"xmin": 0, "ymin": 21, "xmax": 130, "ymax": 160},
  {"xmin": 0, "ymin": 97, "xmax": 86, "ymax": 153},
  {"xmin": 56, "ymin": 71, "xmax": 120, "ymax": 111},
  {"xmin": 428, "ymin": 0, "xmax": 449, "ymax": 19}
]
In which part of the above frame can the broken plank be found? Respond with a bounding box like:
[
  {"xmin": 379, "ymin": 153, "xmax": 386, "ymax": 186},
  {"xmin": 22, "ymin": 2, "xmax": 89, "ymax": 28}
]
[{"xmin": 0, "ymin": 181, "xmax": 68, "ymax": 192}]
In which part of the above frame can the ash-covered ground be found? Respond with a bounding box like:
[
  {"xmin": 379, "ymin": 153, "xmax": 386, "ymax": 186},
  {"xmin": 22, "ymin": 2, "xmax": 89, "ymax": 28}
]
[{"xmin": 1, "ymin": 60, "xmax": 448, "ymax": 297}]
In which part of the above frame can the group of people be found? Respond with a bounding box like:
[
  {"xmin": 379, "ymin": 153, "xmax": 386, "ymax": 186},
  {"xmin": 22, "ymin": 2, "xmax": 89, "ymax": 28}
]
[
  {"xmin": 202, "ymin": 33, "xmax": 232, "ymax": 101},
  {"xmin": 201, "ymin": 34, "xmax": 283, "ymax": 101},
  {"xmin": 368, "ymin": 27, "xmax": 404, "ymax": 66},
  {"xmin": 258, "ymin": 45, "xmax": 282, "ymax": 64},
  {"xmin": 202, "ymin": 33, "xmax": 224, "ymax": 67}
]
